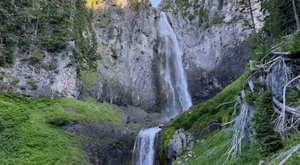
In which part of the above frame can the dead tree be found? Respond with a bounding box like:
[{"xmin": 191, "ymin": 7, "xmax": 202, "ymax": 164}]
[
  {"xmin": 248, "ymin": 0, "xmax": 256, "ymax": 32},
  {"xmin": 292, "ymin": 0, "xmax": 300, "ymax": 30}
]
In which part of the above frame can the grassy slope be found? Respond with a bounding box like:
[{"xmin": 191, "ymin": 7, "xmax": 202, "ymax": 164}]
[
  {"xmin": 0, "ymin": 92, "xmax": 123, "ymax": 164},
  {"xmin": 163, "ymin": 70, "xmax": 250, "ymax": 150},
  {"xmin": 174, "ymin": 129, "xmax": 300, "ymax": 165},
  {"xmin": 162, "ymin": 31, "xmax": 300, "ymax": 165},
  {"xmin": 164, "ymin": 69, "xmax": 300, "ymax": 164}
]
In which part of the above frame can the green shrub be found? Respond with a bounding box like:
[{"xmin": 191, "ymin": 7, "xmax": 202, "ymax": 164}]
[
  {"xmin": 82, "ymin": 71, "xmax": 100, "ymax": 87},
  {"xmin": 282, "ymin": 32, "xmax": 300, "ymax": 54},
  {"xmin": 246, "ymin": 32, "xmax": 271, "ymax": 61},
  {"xmin": 263, "ymin": 0, "xmax": 298, "ymax": 37},
  {"xmin": 0, "ymin": 101, "xmax": 29, "ymax": 130},
  {"xmin": 108, "ymin": 25, "xmax": 115, "ymax": 39},
  {"xmin": 286, "ymin": 88, "xmax": 300, "ymax": 106},
  {"xmin": 111, "ymin": 48, "xmax": 118, "ymax": 60},
  {"xmin": 252, "ymin": 92, "xmax": 282, "ymax": 156},
  {"xmin": 28, "ymin": 80, "xmax": 38, "ymax": 90},
  {"xmin": 211, "ymin": 11, "xmax": 222, "ymax": 25},
  {"xmin": 130, "ymin": 0, "xmax": 141, "ymax": 9},
  {"xmin": 29, "ymin": 47, "xmax": 44, "ymax": 64},
  {"xmin": 161, "ymin": 69, "xmax": 250, "ymax": 161},
  {"xmin": 48, "ymin": 117, "xmax": 71, "ymax": 127}
]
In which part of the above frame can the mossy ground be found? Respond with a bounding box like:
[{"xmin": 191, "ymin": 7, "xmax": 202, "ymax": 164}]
[{"xmin": 0, "ymin": 92, "xmax": 123, "ymax": 164}]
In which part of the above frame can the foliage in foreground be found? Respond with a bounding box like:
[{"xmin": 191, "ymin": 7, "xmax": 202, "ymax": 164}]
[
  {"xmin": 252, "ymin": 92, "xmax": 283, "ymax": 156},
  {"xmin": 174, "ymin": 128, "xmax": 300, "ymax": 165}
]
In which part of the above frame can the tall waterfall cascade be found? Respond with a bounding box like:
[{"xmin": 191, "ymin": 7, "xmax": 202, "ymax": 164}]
[
  {"xmin": 132, "ymin": 1, "xmax": 192, "ymax": 164},
  {"xmin": 158, "ymin": 12, "xmax": 192, "ymax": 120}
]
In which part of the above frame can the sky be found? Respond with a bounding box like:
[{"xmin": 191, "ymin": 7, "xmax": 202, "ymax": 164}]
[{"xmin": 150, "ymin": 0, "xmax": 161, "ymax": 8}]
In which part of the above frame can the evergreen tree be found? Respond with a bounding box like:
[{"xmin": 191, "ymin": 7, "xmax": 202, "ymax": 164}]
[
  {"xmin": 252, "ymin": 92, "xmax": 282, "ymax": 156},
  {"xmin": 263, "ymin": 0, "xmax": 299, "ymax": 37}
]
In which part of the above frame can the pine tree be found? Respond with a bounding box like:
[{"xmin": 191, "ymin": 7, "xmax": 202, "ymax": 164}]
[
  {"xmin": 252, "ymin": 92, "xmax": 282, "ymax": 156},
  {"xmin": 263, "ymin": 0, "xmax": 298, "ymax": 37}
]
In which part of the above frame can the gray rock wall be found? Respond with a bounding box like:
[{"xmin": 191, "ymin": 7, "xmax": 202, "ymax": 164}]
[
  {"xmin": 160, "ymin": 0, "xmax": 266, "ymax": 104},
  {"xmin": 0, "ymin": 0, "xmax": 266, "ymax": 113}
]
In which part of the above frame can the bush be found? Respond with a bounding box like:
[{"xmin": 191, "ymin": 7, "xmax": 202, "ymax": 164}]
[
  {"xmin": 48, "ymin": 117, "xmax": 71, "ymax": 127},
  {"xmin": 111, "ymin": 48, "xmax": 118, "ymax": 60},
  {"xmin": 246, "ymin": 32, "xmax": 271, "ymax": 61},
  {"xmin": 0, "ymin": 102, "xmax": 29, "ymax": 133},
  {"xmin": 252, "ymin": 92, "xmax": 282, "ymax": 156},
  {"xmin": 286, "ymin": 88, "xmax": 300, "ymax": 106},
  {"xmin": 29, "ymin": 47, "xmax": 44, "ymax": 64}
]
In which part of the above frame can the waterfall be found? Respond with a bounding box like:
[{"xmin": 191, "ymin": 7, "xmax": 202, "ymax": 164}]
[
  {"xmin": 132, "ymin": 4, "xmax": 192, "ymax": 165},
  {"xmin": 132, "ymin": 127, "xmax": 162, "ymax": 165},
  {"xmin": 158, "ymin": 12, "xmax": 192, "ymax": 119}
]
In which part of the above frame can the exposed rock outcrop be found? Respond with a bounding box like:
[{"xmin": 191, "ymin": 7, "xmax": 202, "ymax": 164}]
[
  {"xmin": 66, "ymin": 122, "xmax": 136, "ymax": 165},
  {"xmin": 0, "ymin": 52, "xmax": 79, "ymax": 98},
  {"xmin": 167, "ymin": 129, "xmax": 193, "ymax": 164}
]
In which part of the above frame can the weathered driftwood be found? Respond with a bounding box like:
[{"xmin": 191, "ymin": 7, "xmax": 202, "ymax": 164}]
[
  {"xmin": 274, "ymin": 75, "xmax": 300, "ymax": 134},
  {"xmin": 269, "ymin": 143, "xmax": 300, "ymax": 165},
  {"xmin": 273, "ymin": 98, "xmax": 300, "ymax": 118},
  {"xmin": 215, "ymin": 96, "xmax": 240, "ymax": 110},
  {"xmin": 227, "ymin": 103, "xmax": 252, "ymax": 157},
  {"xmin": 272, "ymin": 51, "xmax": 291, "ymax": 55}
]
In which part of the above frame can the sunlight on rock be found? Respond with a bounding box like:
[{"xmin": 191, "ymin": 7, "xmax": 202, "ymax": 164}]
[
  {"xmin": 86, "ymin": 0, "xmax": 104, "ymax": 9},
  {"xmin": 86, "ymin": 0, "xmax": 129, "ymax": 9}
]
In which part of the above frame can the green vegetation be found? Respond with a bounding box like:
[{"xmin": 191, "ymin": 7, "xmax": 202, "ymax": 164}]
[
  {"xmin": 281, "ymin": 31, "xmax": 300, "ymax": 54},
  {"xmin": 174, "ymin": 129, "xmax": 261, "ymax": 165},
  {"xmin": 72, "ymin": 0, "xmax": 100, "ymax": 73},
  {"xmin": 286, "ymin": 88, "xmax": 300, "ymax": 106},
  {"xmin": 111, "ymin": 48, "xmax": 118, "ymax": 60},
  {"xmin": 174, "ymin": 128, "xmax": 300, "ymax": 165},
  {"xmin": 0, "ymin": 91, "xmax": 123, "ymax": 164},
  {"xmin": 246, "ymin": 0, "xmax": 300, "ymax": 61},
  {"xmin": 108, "ymin": 25, "xmax": 115, "ymax": 39},
  {"xmin": 130, "ymin": 0, "xmax": 142, "ymax": 9},
  {"xmin": 211, "ymin": 11, "xmax": 222, "ymax": 25},
  {"xmin": 168, "ymin": 70, "xmax": 249, "ymax": 132},
  {"xmin": 175, "ymin": 0, "xmax": 224, "ymax": 28},
  {"xmin": 198, "ymin": 6, "xmax": 209, "ymax": 28},
  {"xmin": 0, "ymin": 0, "xmax": 100, "ymax": 72},
  {"xmin": 162, "ymin": 69, "xmax": 250, "ymax": 157},
  {"xmin": 29, "ymin": 47, "xmax": 44, "ymax": 64},
  {"xmin": 246, "ymin": 31, "xmax": 271, "ymax": 61},
  {"xmin": 263, "ymin": 0, "xmax": 299, "ymax": 38},
  {"xmin": 252, "ymin": 92, "xmax": 282, "ymax": 156},
  {"xmin": 82, "ymin": 71, "xmax": 100, "ymax": 87}
]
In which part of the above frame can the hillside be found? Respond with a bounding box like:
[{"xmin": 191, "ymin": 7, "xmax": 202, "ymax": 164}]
[{"xmin": 0, "ymin": 0, "xmax": 300, "ymax": 164}]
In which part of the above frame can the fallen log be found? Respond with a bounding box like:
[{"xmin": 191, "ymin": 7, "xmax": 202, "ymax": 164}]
[{"xmin": 273, "ymin": 97, "xmax": 300, "ymax": 118}]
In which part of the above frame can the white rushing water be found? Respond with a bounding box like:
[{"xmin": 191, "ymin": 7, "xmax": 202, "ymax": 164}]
[
  {"xmin": 158, "ymin": 12, "xmax": 192, "ymax": 119},
  {"xmin": 133, "ymin": 9, "xmax": 192, "ymax": 165},
  {"xmin": 132, "ymin": 127, "xmax": 162, "ymax": 165}
]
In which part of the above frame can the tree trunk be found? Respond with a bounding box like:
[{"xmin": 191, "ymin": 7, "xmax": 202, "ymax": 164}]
[
  {"xmin": 292, "ymin": 0, "xmax": 300, "ymax": 30},
  {"xmin": 248, "ymin": 0, "xmax": 256, "ymax": 32}
]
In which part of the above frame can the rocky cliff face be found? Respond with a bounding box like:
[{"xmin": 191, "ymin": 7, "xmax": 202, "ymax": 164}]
[
  {"xmin": 93, "ymin": 0, "xmax": 266, "ymax": 110},
  {"xmin": 160, "ymin": 0, "xmax": 266, "ymax": 104},
  {"xmin": 0, "ymin": 0, "xmax": 266, "ymax": 113}
]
